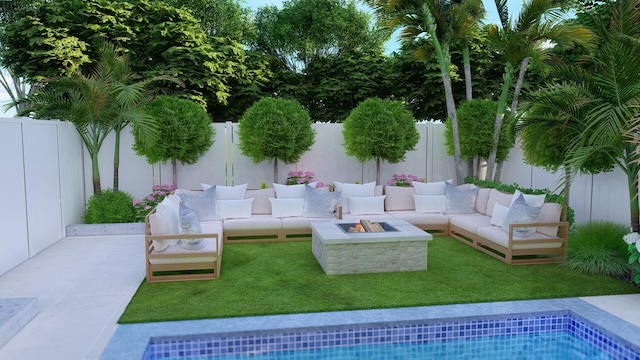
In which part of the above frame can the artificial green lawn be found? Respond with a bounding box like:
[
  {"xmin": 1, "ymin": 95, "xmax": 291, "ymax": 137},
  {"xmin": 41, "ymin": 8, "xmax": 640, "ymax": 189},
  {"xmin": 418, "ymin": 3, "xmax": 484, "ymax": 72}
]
[{"xmin": 119, "ymin": 236, "xmax": 639, "ymax": 324}]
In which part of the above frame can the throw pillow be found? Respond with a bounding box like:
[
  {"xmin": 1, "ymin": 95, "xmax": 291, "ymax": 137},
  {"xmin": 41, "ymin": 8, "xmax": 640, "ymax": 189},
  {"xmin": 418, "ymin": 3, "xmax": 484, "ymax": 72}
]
[
  {"xmin": 509, "ymin": 189, "xmax": 546, "ymax": 208},
  {"xmin": 304, "ymin": 185, "xmax": 340, "ymax": 218},
  {"xmin": 349, "ymin": 196, "xmax": 386, "ymax": 215},
  {"xmin": 201, "ymin": 183, "xmax": 247, "ymax": 200},
  {"xmin": 333, "ymin": 181, "xmax": 376, "ymax": 213},
  {"xmin": 149, "ymin": 212, "xmax": 171, "ymax": 252},
  {"xmin": 178, "ymin": 202, "xmax": 204, "ymax": 250},
  {"xmin": 384, "ymin": 186, "xmax": 416, "ymax": 211},
  {"xmin": 413, "ymin": 194, "xmax": 447, "ymax": 213},
  {"xmin": 178, "ymin": 185, "xmax": 218, "ymax": 221},
  {"xmin": 413, "ymin": 179, "xmax": 452, "ymax": 196},
  {"xmin": 490, "ymin": 203, "xmax": 510, "ymax": 227},
  {"xmin": 502, "ymin": 194, "xmax": 541, "ymax": 237},
  {"xmin": 445, "ymin": 182, "xmax": 479, "ymax": 214},
  {"xmin": 269, "ymin": 198, "xmax": 305, "ymax": 217},
  {"xmin": 274, "ymin": 182, "xmax": 316, "ymax": 199},
  {"xmin": 156, "ymin": 197, "xmax": 180, "ymax": 234},
  {"xmin": 217, "ymin": 198, "xmax": 253, "ymax": 219}
]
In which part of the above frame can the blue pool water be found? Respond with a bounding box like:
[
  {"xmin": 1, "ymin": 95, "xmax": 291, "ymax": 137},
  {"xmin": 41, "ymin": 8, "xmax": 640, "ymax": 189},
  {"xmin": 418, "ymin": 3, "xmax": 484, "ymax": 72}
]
[{"xmin": 143, "ymin": 313, "xmax": 639, "ymax": 359}]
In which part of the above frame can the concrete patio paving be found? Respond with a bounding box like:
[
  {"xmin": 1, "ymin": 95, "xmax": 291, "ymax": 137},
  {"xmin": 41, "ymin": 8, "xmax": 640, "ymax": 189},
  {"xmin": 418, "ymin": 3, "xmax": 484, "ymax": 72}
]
[{"xmin": 0, "ymin": 235, "xmax": 638, "ymax": 360}]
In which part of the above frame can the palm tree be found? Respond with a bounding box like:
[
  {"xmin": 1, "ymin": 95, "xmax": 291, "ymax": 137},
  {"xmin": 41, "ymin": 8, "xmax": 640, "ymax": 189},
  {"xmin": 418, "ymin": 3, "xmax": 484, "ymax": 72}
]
[
  {"xmin": 483, "ymin": 0, "xmax": 596, "ymax": 181},
  {"xmin": 15, "ymin": 41, "xmax": 158, "ymax": 197},
  {"xmin": 366, "ymin": 0, "xmax": 484, "ymax": 184},
  {"xmin": 520, "ymin": 0, "xmax": 640, "ymax": 231}
]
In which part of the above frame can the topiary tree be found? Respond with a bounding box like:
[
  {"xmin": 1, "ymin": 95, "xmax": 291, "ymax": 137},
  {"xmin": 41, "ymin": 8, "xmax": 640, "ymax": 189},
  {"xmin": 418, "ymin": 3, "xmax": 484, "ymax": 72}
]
[
  {"xmin": 443, "ymin": 99, "xmax": 514, "ymax": 180},
  {"xmin": 342, "ymin": 98, "xmax": 419, "ymax": 184},
  {"xmin": 133, "ymin": 96, "xmax": 214, "ymax": 187},
  {"xmin": 238, "ymin": 97, "xmax": 315, "ymax": 183}
]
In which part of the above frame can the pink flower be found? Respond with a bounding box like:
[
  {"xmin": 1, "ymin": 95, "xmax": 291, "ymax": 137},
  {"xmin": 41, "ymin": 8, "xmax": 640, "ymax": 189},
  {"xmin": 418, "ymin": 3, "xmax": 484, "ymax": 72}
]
[
  {"xmin": 147, "ymin": 195, "xmax": 155, "ymax": 202},
  {"xmin": 144, "ymin": 205, "xmax": 151, "ymax": 210},
  {"xmin": 133, "ymin": 199, "xmax": 141, "ymax": 206}
]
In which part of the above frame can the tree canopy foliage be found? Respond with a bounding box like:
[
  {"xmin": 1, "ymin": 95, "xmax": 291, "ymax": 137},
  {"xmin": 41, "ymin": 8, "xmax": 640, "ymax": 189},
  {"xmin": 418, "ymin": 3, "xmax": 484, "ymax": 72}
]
[
  {"xmin": 0, "ymin": 0, "xmax": 250, "ymax": 111},
  {"xmin": 237, "ymin": 97, "xmax": 315, "ymax": 182},
  {"xmin": 342, "ymin": 98, "xmax": 419, "ymax": 184}
]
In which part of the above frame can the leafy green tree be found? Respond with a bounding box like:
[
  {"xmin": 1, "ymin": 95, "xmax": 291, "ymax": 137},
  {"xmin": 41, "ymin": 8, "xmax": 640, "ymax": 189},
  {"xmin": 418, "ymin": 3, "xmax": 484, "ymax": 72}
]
[
  {"xmin": 342, "ymin": 98, "xmax": 419, "ymax": 184},
  {"xmin": 133, "ymin": 96, "xmax": 214, "ymax": 187},
  {"xmin": 14, "ymin": 42, "xmax": 158, "ymax": 197},
  {"xmin": 444, "ymin": 99, "xmax": 513, "ymax": 177},
  {"xmin": 520, "ymin": 0, "xmax": 640, "ymax": 231},
  {"xmin": 238, "ymin": 97, "xmax": 315, "ymax": 183},
  {"xmin": 0, "ymin": 0, "xmax": 248, "ymax": 110},
  {"xmin": 251, "ymin": 0, "xmax": 387, "ymax": 72},
  {"xmin": 304, "ymin": 51, "xmax": 391, "ymax": 122},
  {"xmin": 483, "ymin": 0, "xmax": 596, "ymax": 181},
  {"xmin": 164, "ymin": 0, "xmax": 254, "ymax": 40}
]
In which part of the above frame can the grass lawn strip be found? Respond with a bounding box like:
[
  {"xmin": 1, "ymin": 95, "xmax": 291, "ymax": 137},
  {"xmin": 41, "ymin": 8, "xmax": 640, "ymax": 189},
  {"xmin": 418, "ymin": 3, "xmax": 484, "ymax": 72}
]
[{"xmin": 119, "ymin": 237, "xmax": 639, "ymax": 323}]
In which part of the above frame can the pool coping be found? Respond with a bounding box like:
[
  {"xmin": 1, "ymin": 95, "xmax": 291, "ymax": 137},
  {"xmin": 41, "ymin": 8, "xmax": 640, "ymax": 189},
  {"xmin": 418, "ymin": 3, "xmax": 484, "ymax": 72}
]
[{"xmin": 100, "ymin": 297, "xmax": 640, "ymax": 359}]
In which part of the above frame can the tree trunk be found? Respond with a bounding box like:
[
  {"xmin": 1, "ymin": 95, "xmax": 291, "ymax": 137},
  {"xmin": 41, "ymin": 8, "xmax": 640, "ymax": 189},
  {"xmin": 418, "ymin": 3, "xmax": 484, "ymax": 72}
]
[
  {"xmin": 463, "ymin": 46, "xmax": 472, "ymax": 101},
  {"xmin": 376, "ymin": 157, "xmax": 381, "ymax": 185},
  {"xmin": 510, "ymin": 57, "xmax": 530, "ymax": 115},
  {"xmin": 486, "ymin": 63, "xmax": 515, "ymax": 181},
  {"xmin": 442, "ymin": 72, "xmax": 465, "ymax": 184},
  {"xmin": 91, "ymin": 151, "xmax": 102, "ymax": 198},
  {"xmin": 113, "ymin": 128, "xmax": 121, "ymax": 192},
  {"xmin": 274, "ymin": 158, "xmax": 279, "ymax": 184},
  {"xmin": 467, "ymin": 158, "xmax": 474, "ymax": 178},
  {"xmin": 494, "ymin": 161, "xmax": 504, "ymax": 182},
  {"xmin": 172, "ymin": 158, "xmax": 178, "ymax": 188},
  {"xmin": 627, "ymin": 160, "xmax": 640, "ymax": 232}
]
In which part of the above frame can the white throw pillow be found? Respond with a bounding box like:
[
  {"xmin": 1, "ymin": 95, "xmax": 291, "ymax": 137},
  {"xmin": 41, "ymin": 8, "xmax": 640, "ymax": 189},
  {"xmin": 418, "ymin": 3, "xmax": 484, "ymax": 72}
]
[
  {"xmin": 273, "ymin": 182, "xmax": 316, "ymax": 199},
  {"xmin": 490, "ymin": 203, "xmax": 510, "ymax": 226},
  {"xmin": 201, "ymin": 183, "xmax": 247, "ymax": 200},
  {"xmin": 510, "ymin": 189, "xmax": 546, "ymax": 208},
  {"xmin": 217, "ymin": 198, "xmax": 253, "ymax": 219},
  {"xmin": 149, "ymin": 212, "xmax": 171, "ymax": 252},
  {"xmin": 156, "ymin": 197, "xmax": 180, "ymax": 234},
  {"xmin": 333, "ymin": 181, "xmax": 376, "ymax": 213},
  {"xmin": 413, "ymin": 179, "xmax": 452, "ymax": 195},
  {"xmin": 413, "ymin": 194, "xmax": 447, "ymax": 213},
  {"xmin": 349, "ymin": 196, "xmax": 386, "ymax": 215},
  {"xmin": 269, "ymin": 197, "xmax": 305, "ymax": 217}
]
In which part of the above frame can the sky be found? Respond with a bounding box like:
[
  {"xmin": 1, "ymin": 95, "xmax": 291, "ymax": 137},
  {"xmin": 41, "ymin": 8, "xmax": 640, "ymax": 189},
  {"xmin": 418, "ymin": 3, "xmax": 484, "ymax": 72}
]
[{"xmin": 0, "ymin": 0, "xmax": 523, "ymax": 117}]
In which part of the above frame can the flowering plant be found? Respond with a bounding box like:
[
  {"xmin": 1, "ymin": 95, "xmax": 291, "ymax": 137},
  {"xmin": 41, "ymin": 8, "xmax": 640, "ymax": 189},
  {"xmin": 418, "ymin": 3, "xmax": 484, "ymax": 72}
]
[
  {"xmin": 286, "ymin": 171, "xmax": 315, "ymax": 185},
  {"xmin": 623, "ymin": 232, "xmax": 640, "ymax": 284},
  {"xmin": 133, "ymin": 184, "xmax": 176, "ymax": 222},
  {"xmin": 386, "ymin": 174, "xmax": 425, "ymax": 187}
]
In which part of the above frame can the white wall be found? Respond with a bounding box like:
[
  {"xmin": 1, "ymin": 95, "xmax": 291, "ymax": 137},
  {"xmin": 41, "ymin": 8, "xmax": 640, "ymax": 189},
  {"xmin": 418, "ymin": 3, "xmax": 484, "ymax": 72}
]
[{"xmin": 0, "ymin": 118, "xmax": 83, "ymax": 275}]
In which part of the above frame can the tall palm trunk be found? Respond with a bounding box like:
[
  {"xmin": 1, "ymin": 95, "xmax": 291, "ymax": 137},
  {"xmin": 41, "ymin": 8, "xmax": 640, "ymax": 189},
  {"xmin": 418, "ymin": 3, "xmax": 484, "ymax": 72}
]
[
  {"xmin": 113, "ymin": 128, "xmax": 121, "ymax": 192},
  {"xmin": 486, "ymin": 63, "xmax": 515, "ymax": 181},
  {"xmin": 90, "ymin": 151, "xmax": 102, "ymax": 198},
  {"xmin": 511, "ymin": 57, "xmax": 529, "ymax": 113},
  {"xmin": 463, "ymin": 46, "xmax": 472, "ymax": 100},
  {"xmin": 624, "ymin": 145, "xmax": 640, "ymax": 232}
]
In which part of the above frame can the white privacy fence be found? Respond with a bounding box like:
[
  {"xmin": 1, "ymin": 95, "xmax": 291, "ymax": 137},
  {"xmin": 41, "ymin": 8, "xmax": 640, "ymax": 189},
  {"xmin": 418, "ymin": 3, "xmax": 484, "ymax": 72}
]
[{"xmin": 0, "ymin": 117, "xmax": 633, "ymax": 275}]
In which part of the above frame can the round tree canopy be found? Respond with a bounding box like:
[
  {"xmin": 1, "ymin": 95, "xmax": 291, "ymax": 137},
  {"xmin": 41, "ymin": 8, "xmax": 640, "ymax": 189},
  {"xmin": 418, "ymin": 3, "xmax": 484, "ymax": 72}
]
[
  {"xmin": 237, "ymin": 97, "xmax": 315, "ymax": 164},
  {"xmin": 342, "ymin": 98, "xmax": 419, "ymax": 164}
]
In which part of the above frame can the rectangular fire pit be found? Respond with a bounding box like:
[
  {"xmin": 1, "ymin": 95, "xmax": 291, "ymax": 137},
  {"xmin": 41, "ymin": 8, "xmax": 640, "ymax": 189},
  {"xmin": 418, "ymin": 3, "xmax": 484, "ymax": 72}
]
[{"xmin": 310, "ymin": 219, "xmax": 432, "ymax": 275}]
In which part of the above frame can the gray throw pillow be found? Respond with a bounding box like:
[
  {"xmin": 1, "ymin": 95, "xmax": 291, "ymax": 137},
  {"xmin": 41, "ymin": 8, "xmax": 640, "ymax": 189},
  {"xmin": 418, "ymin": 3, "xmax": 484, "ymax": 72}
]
[
  {"xmin": 303, "ymin": 185, "xmax": 341, "ymax": 218},
  {"xmin": 178, "ymin": 185, "xmax": 218, "ymax": 221},
  {"xmin": 445, "ymin": 182, "xmax": 478, "ymax": 214},
  {"xmin": 178, "ymin": 202, "xmax": 204, "ymax": 250},
  {"xmin": 502, "ymin": 194, "xmax": 541, "ymax": 237}
]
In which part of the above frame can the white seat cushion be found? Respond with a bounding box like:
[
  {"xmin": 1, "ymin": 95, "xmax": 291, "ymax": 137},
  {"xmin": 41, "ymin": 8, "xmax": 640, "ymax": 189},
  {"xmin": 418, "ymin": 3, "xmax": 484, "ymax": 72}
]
[
  {"xmin": 476, "ymin": 226, "xmax": 562, "ymax": 250},
  {"xmin": 386, "ymin": 211, "xmax": 449, "ymax": 226},
  {"xmin": 223, "ymin": 215, "xmax": 282, "ymax": 231},
  {"xmin": 449, "ymin": 214, "xmax": 491, "ymax": 234},
  {"xmin": 281, "ymin": 217, "xmax": 314, "ymax": 230},
  {"xmin": 148, "ymin": 237, "xmax": 219, "ymax": 265}
]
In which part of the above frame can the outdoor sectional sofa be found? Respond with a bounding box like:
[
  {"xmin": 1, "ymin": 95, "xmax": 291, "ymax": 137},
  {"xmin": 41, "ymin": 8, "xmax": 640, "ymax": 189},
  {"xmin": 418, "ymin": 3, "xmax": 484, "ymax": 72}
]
[{"xmin": 144, "ymin": 181, "xmax": 569, "ymax": 281}]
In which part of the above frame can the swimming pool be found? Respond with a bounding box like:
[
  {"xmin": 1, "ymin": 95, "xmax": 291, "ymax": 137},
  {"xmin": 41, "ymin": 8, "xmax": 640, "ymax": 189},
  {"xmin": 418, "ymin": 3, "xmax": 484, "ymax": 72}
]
[{"xmin": 100, "ymin": 298, "xmax": 640, "ymax": 360}]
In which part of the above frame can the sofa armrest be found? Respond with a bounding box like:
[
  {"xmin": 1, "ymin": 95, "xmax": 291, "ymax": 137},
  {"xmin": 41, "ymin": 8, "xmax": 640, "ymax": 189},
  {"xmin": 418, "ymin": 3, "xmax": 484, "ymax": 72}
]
[{"xmin": 508, "ymin": 221, "xmax": 569, "ymax": 242}]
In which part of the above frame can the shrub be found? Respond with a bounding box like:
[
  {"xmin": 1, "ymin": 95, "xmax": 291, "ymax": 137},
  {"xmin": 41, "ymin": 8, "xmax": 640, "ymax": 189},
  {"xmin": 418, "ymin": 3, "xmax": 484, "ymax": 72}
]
[
  {"xmin": 133, "ymin": 184, "xmax": 176, "ymax": 222},
  {"xmin": 564, "ymin": 220, "xmax": 631, "ymax": 278},
  {"xmin": 84, "ymin": 190, "xmax": 136, "ymax": 224},
  {"xmin": 386, "ymin": 174, "xmax": 424, "ymax": 187}
]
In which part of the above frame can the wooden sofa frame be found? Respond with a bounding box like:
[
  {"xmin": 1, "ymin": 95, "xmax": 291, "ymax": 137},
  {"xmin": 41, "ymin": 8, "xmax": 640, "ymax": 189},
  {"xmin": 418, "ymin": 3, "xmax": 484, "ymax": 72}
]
[
  {"xmin": 449, "ymin": 216, "xmax": 569, "ymax": 265},
  {"xmin": 144, "ymin": 210, "xmax": 222, "ymax": 282}
]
